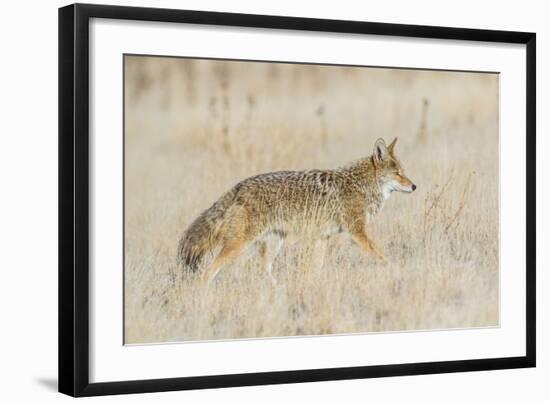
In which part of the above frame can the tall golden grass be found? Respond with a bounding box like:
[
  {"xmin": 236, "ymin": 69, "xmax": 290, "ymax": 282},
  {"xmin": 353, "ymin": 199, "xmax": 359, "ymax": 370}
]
[{"xmin": 124, "ymin": 56, "xmax": 499, "ymax": 344}]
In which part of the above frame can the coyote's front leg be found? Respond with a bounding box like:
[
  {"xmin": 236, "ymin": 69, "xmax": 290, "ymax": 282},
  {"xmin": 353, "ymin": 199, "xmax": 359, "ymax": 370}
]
[
  {"xmin": 345, "ymin": 209, "xmax": 387, "ymax": 262},
  {"xmin": 350, "ymin": 230, "xmax": 387, "ymax": 263},
  {"xmin": 348, "ymin": 214, "xmax": 388, "ymax": 263}
]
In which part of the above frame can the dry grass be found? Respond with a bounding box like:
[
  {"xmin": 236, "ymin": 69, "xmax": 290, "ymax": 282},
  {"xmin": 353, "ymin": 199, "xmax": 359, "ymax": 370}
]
[{"xmin": 124, "ymin": 56, "xmax": 499, "ymax": 344}]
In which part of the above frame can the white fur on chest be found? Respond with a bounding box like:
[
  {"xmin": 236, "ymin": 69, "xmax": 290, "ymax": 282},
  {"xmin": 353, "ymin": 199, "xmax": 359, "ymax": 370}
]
[{"xmin": 380, "ymin": 180, "xmax": 394, "ymax": 200}]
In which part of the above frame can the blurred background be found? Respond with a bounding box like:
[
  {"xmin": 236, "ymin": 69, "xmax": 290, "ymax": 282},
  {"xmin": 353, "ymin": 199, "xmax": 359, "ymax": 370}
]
[{"xmin": 124, "ymin": 56, "xmax": 499, "ymax": 343}]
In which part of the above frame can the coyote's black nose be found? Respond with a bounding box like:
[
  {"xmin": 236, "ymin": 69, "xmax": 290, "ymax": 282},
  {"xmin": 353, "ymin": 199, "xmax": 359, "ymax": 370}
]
[{"xmin": 412, "ymin": 184, "xmax": 417, "ymax": 191}]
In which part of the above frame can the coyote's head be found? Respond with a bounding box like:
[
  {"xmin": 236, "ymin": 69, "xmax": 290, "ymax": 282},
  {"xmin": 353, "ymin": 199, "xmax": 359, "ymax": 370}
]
[{"xmin": 373, "ymin": 137, "xmax": 416, "ymax": 197}]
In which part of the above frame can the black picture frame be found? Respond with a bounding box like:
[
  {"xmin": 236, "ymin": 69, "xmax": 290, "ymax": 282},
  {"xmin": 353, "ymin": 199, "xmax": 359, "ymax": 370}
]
[{"xmin": 59, "ymin": 3, "xmax": 536, "ymax": 397}]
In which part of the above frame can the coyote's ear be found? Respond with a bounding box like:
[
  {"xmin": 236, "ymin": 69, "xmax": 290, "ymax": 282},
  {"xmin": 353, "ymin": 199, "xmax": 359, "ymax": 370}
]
[
  {"xmin": 388, "ymin": 137, "xmax": 398, "ymax": 155},
  {"xmin": 373, "ymin": 138, "xmax": 388, "ymax": 162}
]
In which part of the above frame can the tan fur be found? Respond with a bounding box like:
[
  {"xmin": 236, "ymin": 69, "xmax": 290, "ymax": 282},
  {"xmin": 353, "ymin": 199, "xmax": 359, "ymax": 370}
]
[{"xmin": 177, "ymin": 137, "xmax": 416, "ymax": 284}]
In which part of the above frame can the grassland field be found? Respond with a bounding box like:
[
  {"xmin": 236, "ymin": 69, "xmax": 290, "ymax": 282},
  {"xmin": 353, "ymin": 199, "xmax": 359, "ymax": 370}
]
[{"xmin": 124, "ymin": 56, "xmax": 499, "ymax": 343}]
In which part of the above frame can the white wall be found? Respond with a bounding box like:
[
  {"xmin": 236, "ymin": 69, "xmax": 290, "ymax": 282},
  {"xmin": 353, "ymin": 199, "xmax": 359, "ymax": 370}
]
[{"xmin": 0, "ymin": 0, "xmax": 546, "ymax": 399}]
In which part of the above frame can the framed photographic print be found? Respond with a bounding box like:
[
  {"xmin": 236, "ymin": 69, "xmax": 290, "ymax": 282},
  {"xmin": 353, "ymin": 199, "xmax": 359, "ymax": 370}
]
[{"xmin": 58, "ymin": 3, "xmax": 536, "ymax": 397}]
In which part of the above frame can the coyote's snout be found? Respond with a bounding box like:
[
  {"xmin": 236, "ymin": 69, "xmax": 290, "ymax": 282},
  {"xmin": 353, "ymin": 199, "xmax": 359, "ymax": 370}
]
[{"xmin": 177, "ymin": 137, "xmax": 415, "ymax": 284}]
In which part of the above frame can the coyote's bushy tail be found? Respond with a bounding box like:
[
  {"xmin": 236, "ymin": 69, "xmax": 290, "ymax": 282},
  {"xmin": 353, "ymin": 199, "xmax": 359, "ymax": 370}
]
[{"xmin": 177, "ymin": 188, "xmax": 238, "ymax": 273}]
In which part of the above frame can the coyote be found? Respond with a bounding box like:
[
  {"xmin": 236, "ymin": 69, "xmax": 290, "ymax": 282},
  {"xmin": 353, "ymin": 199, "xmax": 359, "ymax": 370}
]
[{"xmin": 177, "ymin": 137, "xmax": 416, "ymax": 284}]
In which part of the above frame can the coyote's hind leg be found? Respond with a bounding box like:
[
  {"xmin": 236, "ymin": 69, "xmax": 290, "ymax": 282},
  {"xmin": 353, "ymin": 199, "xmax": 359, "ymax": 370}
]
[
  {"xmin": 200, "ymin": 204, "xmax": 256, "ymax": 286},
  {"xmin": 201, "ymin": 239, "xmax": 249, "ymax": 285}
]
